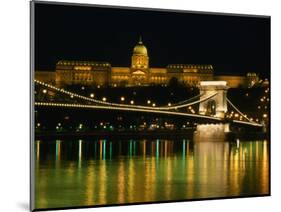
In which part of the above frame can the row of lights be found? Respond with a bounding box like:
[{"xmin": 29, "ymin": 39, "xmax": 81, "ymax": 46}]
[
  {"xmin": 36, "ymin": 80, "xmax": 219, "ymax": 117},
  {"xmin": 35, "ymin": 80, "xmax": 181, "ymax": 110},
  {"xmin": 36, "ymin": 123, "xmax": 196, "ymax": 131},
  {"xmin": 35, "ymin": 101, "xmax": 221, "ymax": 122},
  {"xmin": 37, "ymin": 79, "xmax": 201, "ymax": 111},
  {"xmin": 39, "ymin": 84, "xmax": 258, "ymax": 125},
  {"xmin": 227, "ymin": 110, "xmax": 268, "ymax": 123},
  {"xmin": 37, "ymin": 121, "xmax": 193, "ymax": 127},
  {"xmin": 92, "ymin": 95, "xmax": 163, "ymax": 107},
  {"xmin": 227, "ymin": 111, "xmax": 250, "ymax": 122}
]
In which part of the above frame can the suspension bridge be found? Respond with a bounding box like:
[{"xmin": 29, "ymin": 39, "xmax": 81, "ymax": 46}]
[{"xmin": 34, "ymin": 79, "xmax": 263, "ymax": 128}]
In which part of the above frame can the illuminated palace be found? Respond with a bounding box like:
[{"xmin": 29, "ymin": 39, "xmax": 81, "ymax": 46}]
[{"xmin": 35, "ymin": 37, "xmax": 259, "ymax": 88}]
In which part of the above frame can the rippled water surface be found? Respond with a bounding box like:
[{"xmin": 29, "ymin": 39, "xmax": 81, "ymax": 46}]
[{"xmin": 35, "ymin": 138, "xmax": 269, "ymax": 209}]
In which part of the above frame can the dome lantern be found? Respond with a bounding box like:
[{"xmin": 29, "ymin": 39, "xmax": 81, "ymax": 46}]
[{"xmin": 133, "ymin": 36, "xmax": 148, "ymax": 56}]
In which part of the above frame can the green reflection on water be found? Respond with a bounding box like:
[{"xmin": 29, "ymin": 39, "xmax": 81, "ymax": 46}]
[{"xmin": 35, "ymin": 138, "xmax": 269, "ymax": 209}]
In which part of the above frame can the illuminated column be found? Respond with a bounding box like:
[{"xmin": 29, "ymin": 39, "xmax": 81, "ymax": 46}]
[{"xmin": 199, "ymin": 81, "xmax": 229, "ymax": 118}]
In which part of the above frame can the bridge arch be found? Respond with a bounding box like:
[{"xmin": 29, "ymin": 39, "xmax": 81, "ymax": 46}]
[
  {"xmin": 206, "ymin": 99, "xmax": 216, "ymax": 116},
  {"xmin": 199, "ymin": 81, "xmax": 228, "ymax": 118}
]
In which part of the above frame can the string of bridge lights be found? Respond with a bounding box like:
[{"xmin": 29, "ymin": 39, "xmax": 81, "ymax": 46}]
[
  {"xmin": 34, "ymin": 102, "xmax": 263, "ymax": 127},
  {"xmin": 34, "ymin": 80, "xmax": 260, "ymax": 126},
  {"xmin": 34, "ymin": 102, "xmax": 221, "ymax": 121},
  {"xmin": 34, "ymin": 79, "xmax": 218, "ymax": 111}
]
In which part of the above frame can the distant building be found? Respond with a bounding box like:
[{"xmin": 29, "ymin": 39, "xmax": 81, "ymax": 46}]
[
  {"xmin": 35, "ymin": 37, "xmax": 259, "ymax": 88},
  {"xmin": 246, "ymin": 72, "xmax": 260, "ymax": 87},
  {"xmin": 55, "ymin": 61, "xmax": 111, "ymax": 86},
  {"xmin": 214, "ymin": 75, "xmax": 246, "ymax": 88},
  {"xmin": 35, "ymin": 71, "xmax": 55, "ymax": 84}
]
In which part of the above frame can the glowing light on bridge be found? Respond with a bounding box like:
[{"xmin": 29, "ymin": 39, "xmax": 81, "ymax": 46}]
[
  {"xmin": 34, "ymin": 101, "xmax": 263, "ymax": 127},
  {"xmin": 34, "ymin": 79, "xmax": 218, "ymax": 111},
  {"xmin": 34, "ymin": 79, "xmax": 263, "ymax": 128}
]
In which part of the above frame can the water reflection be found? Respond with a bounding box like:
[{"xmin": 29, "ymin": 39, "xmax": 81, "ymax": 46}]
[
  {"xmin": 35, "ymin": 138, "xmax": 269, "ymax": 209},
  {"xmin": 36, "ymin": 140, "xmax": 40, "ymax": 162},
  {"xmin": 55, "ymin": 140, "xmax": 61, "ymax": 161}
]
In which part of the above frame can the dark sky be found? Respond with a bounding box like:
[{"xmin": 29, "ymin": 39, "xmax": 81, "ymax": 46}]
[{"xmin": 34, "ymin": 2, "xmax": 270, "ymax": 77}]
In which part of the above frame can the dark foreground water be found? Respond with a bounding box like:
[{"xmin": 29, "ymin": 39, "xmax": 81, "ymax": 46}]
[{"xmin": 34, "ymin": 138, "xmax": 269, "ymax": 209}]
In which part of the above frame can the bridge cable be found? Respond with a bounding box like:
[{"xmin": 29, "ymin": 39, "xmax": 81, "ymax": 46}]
[
  {"xmin": 34, "ymin": 80, "xmax": 217, "ymax": 111},
  {"xmin": 35, "ymin": 102, "xmax": 223, "ymax": 121},
  {"xmin": 169, "ymin": 93, "xmax": 203, "ymax": 106},
  {"xmin": 226, "ymin": 98, "xmax": 256, "ymax": 123}
]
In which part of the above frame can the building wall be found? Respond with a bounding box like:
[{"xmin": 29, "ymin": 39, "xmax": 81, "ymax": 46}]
[
  {"xmin": 35, "ymin": 63, "xmax": 253, "ymax": 88},
  {"xmin": 149, "ymin": 68, "xmax": 167, "ymax": 85},
  {"xmin": 34, "ymin": 71, "xmax": 55, "ymax": 84},
  {"xmin": 111, "ymin": 67, "xmax": 130, "ymax": 86},
  {"xmin": 214, "ymin": 76, "xmax": 246, "ymax": 88},
  {"xmin": 34, "ymin": 40, "xmax": 255, "ymax": 88},
  {"xmin": 246, "ymin": 73, "xmax": 260, "ymax": 87},
  {"xmin": 167, "ymin": 64, "xmax": 213, "ymax": 86},
  {"xmin": 35, "ymin": 68, "xmax": 252, "ymax": 88},
  {"xmin": 55, "ymin": 60, "xmax": 110, "ymax": 87}
]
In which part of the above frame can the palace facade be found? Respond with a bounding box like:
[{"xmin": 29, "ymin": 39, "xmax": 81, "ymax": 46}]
[{"xmin": 35, "ymin": 37, "xmax": 259, "ymax": 88}]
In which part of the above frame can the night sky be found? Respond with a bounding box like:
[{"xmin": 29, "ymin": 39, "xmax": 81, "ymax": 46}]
[{"xmin": 34, "ymin": 2, "xmax": 270, "ymax": 77}]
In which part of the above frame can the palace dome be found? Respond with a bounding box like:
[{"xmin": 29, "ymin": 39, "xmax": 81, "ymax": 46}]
[{"xmin": 133, "ymin": 37, "xmax": 148, "ymax": 56}]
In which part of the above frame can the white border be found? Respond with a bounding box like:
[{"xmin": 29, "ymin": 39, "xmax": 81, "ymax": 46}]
[{"xmin": 1, "ymin": 0, "xmax": 280, "ymax": 211}]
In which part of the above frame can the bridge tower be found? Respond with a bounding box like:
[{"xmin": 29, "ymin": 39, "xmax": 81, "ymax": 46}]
[{"xmin": 199, "ymin": 81, "xmax": 229, "ymax": 119}]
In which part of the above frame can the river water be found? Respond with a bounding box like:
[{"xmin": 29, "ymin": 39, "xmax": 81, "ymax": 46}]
[{"xmin": 34, "ymin": 138, "xmax": 269, "ymax": 209}]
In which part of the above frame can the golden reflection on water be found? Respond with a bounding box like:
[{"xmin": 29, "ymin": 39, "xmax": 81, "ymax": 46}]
[
  {"xmin": 98, "ymin": 161, "xmax": 107, "ymax": 205},
  {"xmin": 261, "ymin": 141, "xmax": 269, "ymax": 194},
  {"xmin": 117, "ymin": 160, "xmax": 125, "ymax": 203},
  {"xmin": 85, "ymin": 161, "xmax": 95, "ymax": 205},
  {"xmin": 55, "ymin": 140, "xmax": 61, "ymax": 162},
  {"xmin": 127, "ymin": 158, "xmax": 134, "ymax": 203},
  {"xmin": 36, "ymin": 140, "xmax": 40, "ymax": 162},
  {"xmin": 35, "ymin": 139, "xmax": 269, "ymax": 209}
]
